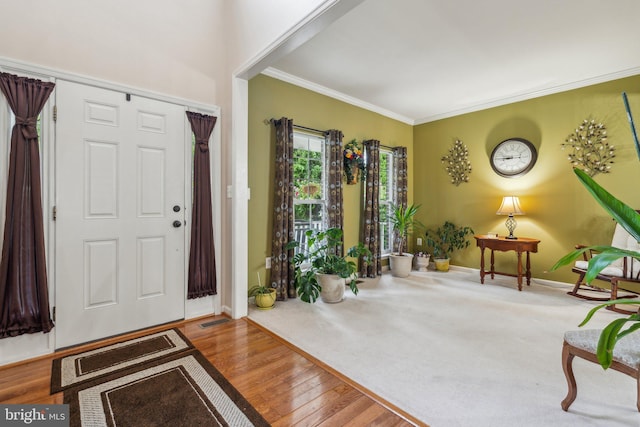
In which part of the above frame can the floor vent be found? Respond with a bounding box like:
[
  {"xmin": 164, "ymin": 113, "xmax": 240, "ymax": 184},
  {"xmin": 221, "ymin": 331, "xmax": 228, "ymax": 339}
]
[{"xmin": 199, "ymin": 318, "xmax": 230, "ymax": 329}]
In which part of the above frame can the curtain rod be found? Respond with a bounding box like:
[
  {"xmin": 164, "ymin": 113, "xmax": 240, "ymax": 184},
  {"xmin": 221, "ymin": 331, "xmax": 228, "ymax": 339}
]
[
  {"xmin": 264, "ymin": 118, "xmax": 326, "ymax": 134},
  {"xmin": 264, "ymin": 118, "xmax": 395, "ymax": 149}
]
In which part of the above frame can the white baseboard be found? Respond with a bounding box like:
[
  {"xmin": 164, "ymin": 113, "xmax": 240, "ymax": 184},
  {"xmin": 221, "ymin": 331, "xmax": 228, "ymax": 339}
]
[{"xmin": 447, "ymin": 264, "xmax": 573, "ymax": 289}]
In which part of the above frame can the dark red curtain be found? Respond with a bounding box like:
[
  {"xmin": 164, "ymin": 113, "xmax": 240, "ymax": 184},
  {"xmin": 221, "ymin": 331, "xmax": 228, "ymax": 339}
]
[
  {"xmin": 0, "ymin": 73, "xmax": 55, "ymax": 338},
  {"xmin": 186, "ymin": 111, "xmax": 217, "ymax": 299}
]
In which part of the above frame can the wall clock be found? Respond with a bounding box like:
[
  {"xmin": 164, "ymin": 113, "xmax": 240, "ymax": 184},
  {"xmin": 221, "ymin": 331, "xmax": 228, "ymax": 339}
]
[{"xmin": 490, "ymin": 138, "xmax": 537, "ymax": 178}]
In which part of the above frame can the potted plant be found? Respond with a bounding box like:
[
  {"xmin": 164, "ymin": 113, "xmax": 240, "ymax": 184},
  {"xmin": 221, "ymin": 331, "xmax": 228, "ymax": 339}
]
[
  {"xmin": 343, "ymin": 139, "xmax": 365, "ymax": 184},
  {"xmin": 389, "ymin": 204, "xmax": 422, "ymax": 277},
  {"xmin": 552, "ymin": 168, "xmax": 640, "ymax": 369},
  {"xmin": 414, "ymin": 251, "xmax": 430, "ymax": 272},
  {"xmin": 424, "ymin": 221, "xmax": 474, "ymax": 271},
  {"xmin": 248, "ymin": 277, "xmax": 277, "ymax": 310},
  {"xmin": 286, "ymin": 228, "xmax": 371, "ymax": 303}
]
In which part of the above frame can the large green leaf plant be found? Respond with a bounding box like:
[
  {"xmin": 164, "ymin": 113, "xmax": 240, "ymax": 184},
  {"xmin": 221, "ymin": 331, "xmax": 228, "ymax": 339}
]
[
  {"xmin": 286, "ymin": 228, "xmax": 371, "ymax": 303},
  {"xmin": 551, "ymin": 168, "xmax": 640, "ymax": 369}
]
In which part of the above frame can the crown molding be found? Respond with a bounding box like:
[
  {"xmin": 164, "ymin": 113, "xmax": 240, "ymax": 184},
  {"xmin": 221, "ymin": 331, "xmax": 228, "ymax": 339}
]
[
  {"xmin": 263, "ymin": 65, "xmax": 640, "ymax": 127},
  {"xmin": 262, "ymin": 67, "xmax": 415, "ymax": 125},
  {"xmin": 415, "ymin": 66, "xmax": 640, "ymax": 125}
]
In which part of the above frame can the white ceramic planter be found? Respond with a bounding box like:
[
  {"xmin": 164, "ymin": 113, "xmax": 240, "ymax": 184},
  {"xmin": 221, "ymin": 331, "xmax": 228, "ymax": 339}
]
[
  {"xmin": 389, "ymin": 253, "xmax": 414, "ymax": 278},
  {"xmin": 315, "ymin": 273, "xmax": 346, "ymax": 303},
  {"xmin": 415, "ymin": 255, "xmax": 430, "ymax": 272}
]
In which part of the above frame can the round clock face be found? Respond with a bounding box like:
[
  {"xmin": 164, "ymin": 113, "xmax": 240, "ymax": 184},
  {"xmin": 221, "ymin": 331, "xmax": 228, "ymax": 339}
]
[{"xmin": 490, "ymin": 138, "xmax": 537, "ymax": 178}]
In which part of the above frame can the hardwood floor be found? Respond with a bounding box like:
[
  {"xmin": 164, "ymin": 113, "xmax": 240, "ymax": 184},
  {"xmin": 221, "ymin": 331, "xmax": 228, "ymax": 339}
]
[{"xmin": 0, "ymin": 315, "xmax": 423, "ymax": 426}]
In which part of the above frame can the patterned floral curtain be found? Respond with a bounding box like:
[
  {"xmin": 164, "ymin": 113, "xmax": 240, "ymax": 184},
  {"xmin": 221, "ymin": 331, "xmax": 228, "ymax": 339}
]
[
  {"xmin": 271, "ymin": 118, "xmax": 296, "ymax": 299},
  {"xmin": 0, "ymin": 73, "xmax": 55, "ymax": 338},
  {"xmin": 360, "ymin": 140, "xmax": 381, "ymax": 277},
  {"xmin": 392, "ymin": 146, "xmax": 408, "ymax": 253},
  {"xmin": 324, "ymin": 129, "xmax": 344, "ymax": 255}
]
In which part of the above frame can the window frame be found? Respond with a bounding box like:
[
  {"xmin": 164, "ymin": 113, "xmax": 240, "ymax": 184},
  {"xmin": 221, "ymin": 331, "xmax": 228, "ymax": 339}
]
[
  {"xmin": 379, "ymin": 148, "xmax": 394, "ymax": 257},
  {"xmin": 292, "ymin": 130, "xmax": 327, "ymax": 254}
]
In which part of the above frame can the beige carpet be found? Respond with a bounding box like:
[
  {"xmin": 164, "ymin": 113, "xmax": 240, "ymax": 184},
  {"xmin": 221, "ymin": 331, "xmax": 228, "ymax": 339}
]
[{"xmin": 249, "ymin": 268, "xmax": 640, "ymax": 427}]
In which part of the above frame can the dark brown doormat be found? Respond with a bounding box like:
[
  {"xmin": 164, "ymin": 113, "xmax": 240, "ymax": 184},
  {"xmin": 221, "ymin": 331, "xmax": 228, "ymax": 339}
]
[
  {"xmin": 51, "ymin": 330, "xmax": 269, "ymax": 427},
  {"xmin": 51, "ymin": 328, "xmax": 194, "ymax": 393}
]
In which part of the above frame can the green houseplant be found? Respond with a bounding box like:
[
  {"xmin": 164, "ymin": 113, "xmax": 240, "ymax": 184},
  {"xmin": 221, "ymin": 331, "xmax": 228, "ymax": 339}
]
[
  {"xmin": 248, "ymin": 284, "xmax": 277, "ymax": 310},
  {"xmin": 286, "ymin": 228, "xmax": 371, "ymax": 303},
  {"xmin": 424, "ymin": 221, "xmax": 474, "ymax": 271},
  {"xmin": 389, "ymin": 204, "xmax": 422, "ymax": 277},
  {"xmin": 552, "ymin": 168, "xmax": 640, "ymax": 369}
]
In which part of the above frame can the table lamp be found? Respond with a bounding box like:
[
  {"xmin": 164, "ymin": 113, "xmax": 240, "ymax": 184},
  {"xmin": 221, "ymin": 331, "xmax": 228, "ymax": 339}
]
[{"xmin": 496, "ymin": 196, "xmax": 524, "ymax": 239}]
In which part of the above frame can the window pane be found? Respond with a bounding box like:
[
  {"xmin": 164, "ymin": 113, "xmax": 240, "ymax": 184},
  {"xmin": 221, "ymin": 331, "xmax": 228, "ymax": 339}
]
[
  {"xmin": 295, "ymin": 204, "xmax": 310, "ymax": 221},
  {"xmin": 380, "ymin": 152, "xmax": 389, "ymax": 201},
  {"xmin": 379, "ymin": 150, "xmax": 393, "ymax": 254},
  {"xmin": 293, "ymin": 131, "xmax": 326, "ymax": 255},
  {"xmin": 310, "ymin": 203, "xmax": 324, "ymax": 223}
]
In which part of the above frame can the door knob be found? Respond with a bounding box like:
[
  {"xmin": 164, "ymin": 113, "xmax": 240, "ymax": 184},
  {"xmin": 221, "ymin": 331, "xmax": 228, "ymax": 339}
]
[{"xmin": 172, "ymin": 220, "xmax": 182, "ymax": 228}]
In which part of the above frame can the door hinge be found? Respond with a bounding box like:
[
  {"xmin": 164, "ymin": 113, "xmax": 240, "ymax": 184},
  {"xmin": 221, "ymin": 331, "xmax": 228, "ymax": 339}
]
[
  {"xmin": 53, "ymin": 105, "xmax": 57, "ymax": 122},
  {"xmin": 52, "ymin": 206, "xmax": 57, "ymax": 221},
  {"xmin": 52, "ymin": 306, "xmax": 56, "ymax": 322}
]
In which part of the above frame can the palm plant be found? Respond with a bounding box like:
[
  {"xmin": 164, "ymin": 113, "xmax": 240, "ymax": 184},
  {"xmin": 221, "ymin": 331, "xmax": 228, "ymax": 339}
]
[
  {"xmin": 551, "ymin": 168, "xmax": 640, "ymax": 369},
  {"xmin": 391, "ymin": 203, "xmax": 421, "ymax": 255}
]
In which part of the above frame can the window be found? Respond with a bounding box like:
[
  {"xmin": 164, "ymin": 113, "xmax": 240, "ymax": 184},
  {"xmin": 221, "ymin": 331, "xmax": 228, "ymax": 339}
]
[
  {"xmin": 292, "ymin": 132, "xmax": 326, "ymax": 253},
  {"xmin": 0, "ymin": 98, "xmax": 47, "ymax": 250},
  {"xmin": 379, "ymin": 149, "xmax": 394, "ymax": 255}
]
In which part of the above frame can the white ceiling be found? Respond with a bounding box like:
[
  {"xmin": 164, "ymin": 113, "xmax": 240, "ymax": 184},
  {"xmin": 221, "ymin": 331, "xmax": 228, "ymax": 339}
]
[{"xmin": 266, "ymin": 0, "xmax": 640, "ymax": 125}]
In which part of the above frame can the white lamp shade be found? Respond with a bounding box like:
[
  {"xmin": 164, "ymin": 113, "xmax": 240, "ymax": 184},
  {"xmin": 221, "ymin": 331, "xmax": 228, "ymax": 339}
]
[{"xmin": 496, "ymin": 196, "xmax": 524, "ymax": 215}]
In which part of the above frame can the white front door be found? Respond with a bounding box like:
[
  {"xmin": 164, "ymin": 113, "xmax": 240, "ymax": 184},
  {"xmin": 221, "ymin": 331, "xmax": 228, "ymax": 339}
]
[{"xmin": 55, "ymin": 81, "xmax": 186, "ymax": 348}]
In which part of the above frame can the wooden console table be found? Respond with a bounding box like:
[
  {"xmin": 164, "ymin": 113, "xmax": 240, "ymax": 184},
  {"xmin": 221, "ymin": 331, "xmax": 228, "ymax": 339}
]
[{"xmin": 474, "ymin": 235, "xmax": 540, "ymax": 291}]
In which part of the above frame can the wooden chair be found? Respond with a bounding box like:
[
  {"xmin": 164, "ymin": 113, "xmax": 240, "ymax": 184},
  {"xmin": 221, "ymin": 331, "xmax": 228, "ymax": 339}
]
[
  {"xmin": 562, "ymin": 328, "xmax": 640, "ymax": 411},
  {"xmin": 569, "ymin": 223, "xmax": 640, "ymax": 314}
]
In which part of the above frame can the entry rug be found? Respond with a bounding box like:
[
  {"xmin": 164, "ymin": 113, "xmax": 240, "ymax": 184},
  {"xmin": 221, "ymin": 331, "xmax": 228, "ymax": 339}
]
[
  {"xmin": 51, "ymin": 330, "xmax": 269, "ymax": 427},
  {"xmin": 51, "ymin": 329, "xmax": 194, "ymax": 392}
]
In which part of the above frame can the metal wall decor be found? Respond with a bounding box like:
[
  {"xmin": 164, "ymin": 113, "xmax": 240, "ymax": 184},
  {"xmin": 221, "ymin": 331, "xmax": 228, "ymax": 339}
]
[
  {"xmin": 441, "ymin": 139, "xmax": 472, "ymax": 186},
  {"xmin": 561, "ymin": 118, "xmax": 614, "ymax": 177}
]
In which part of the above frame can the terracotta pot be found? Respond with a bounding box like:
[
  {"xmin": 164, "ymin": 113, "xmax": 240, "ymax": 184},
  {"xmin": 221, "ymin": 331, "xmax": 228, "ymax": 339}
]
[{"xmin": 345, "ymin": 166, "xmax": 359, "ymax": 184}]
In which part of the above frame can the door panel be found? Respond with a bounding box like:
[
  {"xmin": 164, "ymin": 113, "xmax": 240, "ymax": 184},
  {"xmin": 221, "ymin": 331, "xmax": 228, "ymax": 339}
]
[{"xmin": 55, "ymin": 81, "xmax": 185, "ymax": 348}]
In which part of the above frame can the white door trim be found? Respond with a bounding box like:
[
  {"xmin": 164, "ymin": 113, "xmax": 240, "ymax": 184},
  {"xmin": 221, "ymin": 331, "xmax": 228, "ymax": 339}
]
[{"xmin": 0, "ymin": 57, "xmax": 220, "ymax": 365}]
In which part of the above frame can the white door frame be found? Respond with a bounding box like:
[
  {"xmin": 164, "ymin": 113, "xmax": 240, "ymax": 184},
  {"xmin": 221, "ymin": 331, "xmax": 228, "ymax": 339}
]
[
  {"xmin": 0, "ymin": 58, "xmax": 220, "ymax": 364},
  {"xmin": 229, "ymin": 0, "xmax": 363, "ymax": 319}
]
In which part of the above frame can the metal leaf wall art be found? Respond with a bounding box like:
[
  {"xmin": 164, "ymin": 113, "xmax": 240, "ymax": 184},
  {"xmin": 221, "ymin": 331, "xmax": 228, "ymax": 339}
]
[
  {"xmin": 561, "ymin": 118, "xmax": 614, "ymax": 177},
  {"xmin": 441, "ymin": 139, "xmax": 472, "ymax": 186}
]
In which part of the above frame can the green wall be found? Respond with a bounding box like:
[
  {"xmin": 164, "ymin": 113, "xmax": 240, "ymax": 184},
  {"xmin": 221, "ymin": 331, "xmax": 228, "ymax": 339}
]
[
  {"xmin": 249, "ymin": 73, "xmax": 640, "ymax": 288},
  {"xmin": 248, "ymin": 75, "xmax": 413, "ymax": 288},
  {"xmin": 414, "ymin": 74, "xmax": 640, "ymax": 284}
]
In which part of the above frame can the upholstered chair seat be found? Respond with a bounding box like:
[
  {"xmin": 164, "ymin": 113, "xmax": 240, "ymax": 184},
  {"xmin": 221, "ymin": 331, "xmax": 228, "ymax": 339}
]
[{"xmin": 562, "ymin": 329, "xmax": 640, "ymax": 411}]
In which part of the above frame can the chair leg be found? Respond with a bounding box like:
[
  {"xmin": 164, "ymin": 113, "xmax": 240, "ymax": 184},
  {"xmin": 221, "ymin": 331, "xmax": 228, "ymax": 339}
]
[
  {"xmin": 567, "ymin": 273, "xmax": 585, "ymax": 296},
  {"xmin": 605, "ymin": 279, "xmax": 639, "ymax": 314},
  {"xmin": 637, "ymin": 375, "xmax": 640, "ymax": 412},
  {"xmin": 561, "ymin": 341, "xmax": 577, "ymax": 411}
]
